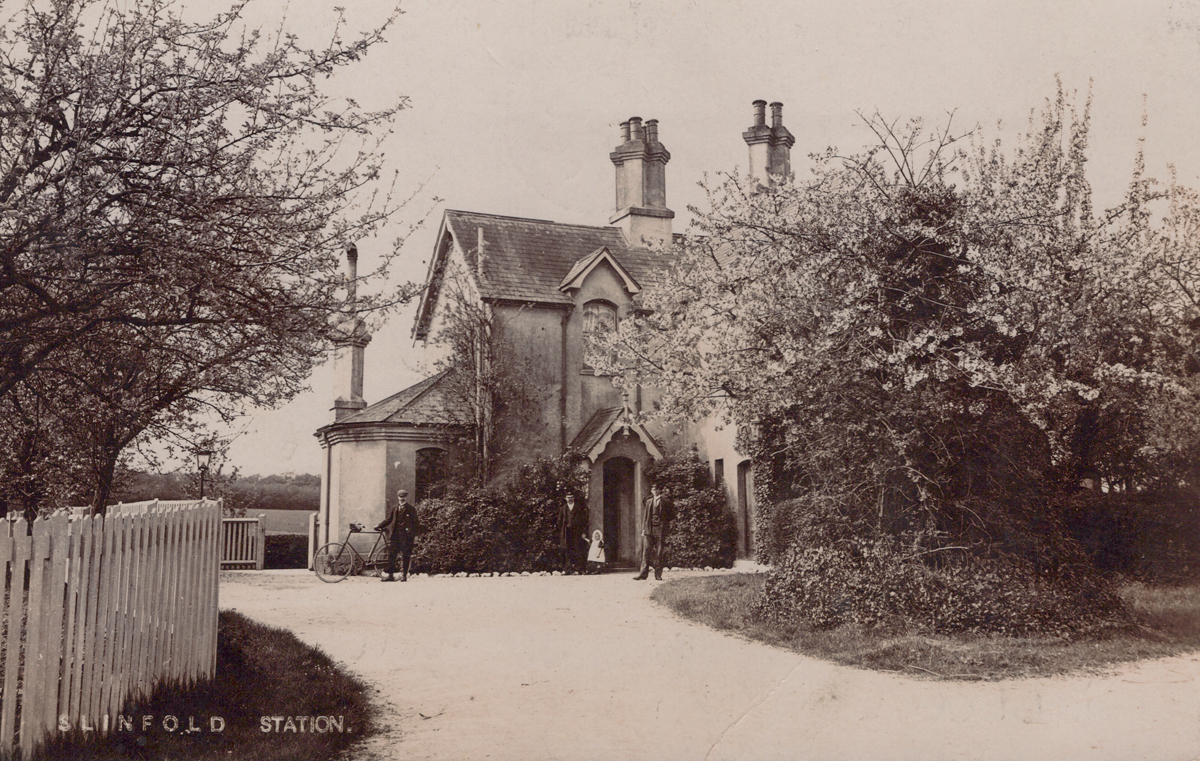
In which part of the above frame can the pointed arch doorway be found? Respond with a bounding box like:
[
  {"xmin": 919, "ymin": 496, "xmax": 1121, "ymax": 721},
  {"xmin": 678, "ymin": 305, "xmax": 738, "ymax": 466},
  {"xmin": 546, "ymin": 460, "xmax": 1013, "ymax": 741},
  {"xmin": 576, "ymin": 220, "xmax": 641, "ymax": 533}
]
[{"xmin": 573, "ymin": 407, "xmax": 665, "ymax": 568}]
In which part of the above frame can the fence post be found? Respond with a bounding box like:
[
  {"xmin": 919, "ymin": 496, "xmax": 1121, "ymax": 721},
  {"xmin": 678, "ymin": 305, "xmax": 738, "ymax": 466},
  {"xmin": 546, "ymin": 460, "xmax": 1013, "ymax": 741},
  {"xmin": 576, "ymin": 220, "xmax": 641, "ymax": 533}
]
[
  {"xmin": 1, "ymin": 518, "xmax": 27, "ymax": 756},
  {"xmin": 308, "ymin": 512, "xmax": 319, "ymax": 571},
  {"xmin": 256, "ymin": 513, "xmax": 267, "ymax": 570}
]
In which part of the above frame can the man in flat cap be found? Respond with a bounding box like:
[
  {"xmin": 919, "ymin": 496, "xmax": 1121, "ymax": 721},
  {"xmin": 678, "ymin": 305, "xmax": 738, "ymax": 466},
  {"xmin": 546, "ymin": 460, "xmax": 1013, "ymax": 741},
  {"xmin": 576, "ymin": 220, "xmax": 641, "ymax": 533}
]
[{"xmin": 376, "ymin": 488, "xmax": 423, "ymax": 582}]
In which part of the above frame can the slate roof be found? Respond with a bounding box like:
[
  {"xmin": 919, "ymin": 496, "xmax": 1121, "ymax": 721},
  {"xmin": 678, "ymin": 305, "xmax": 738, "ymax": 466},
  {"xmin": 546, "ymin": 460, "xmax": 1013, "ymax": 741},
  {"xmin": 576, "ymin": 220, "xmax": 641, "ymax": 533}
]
[
  {"xmin": 569, "ymin": 406, "xmax": 666, "ymax": 460},
  {"xmin": 318, "ymin": 371, "xmax": 467, "ymax": 432},
  {"xmin": 444, "ymin": 210, "xmax": 671, "ymax": 305},
  {"xmin": 559, "ymin": 248, "xmax": 609, "ymax": 290},
  {"xmin": 559, "ymin": 247, "xmax": 641, "ymax": 293},
  {"xmin": 570, "ymin": 407, "xmax": 625, "ymax": 454}
]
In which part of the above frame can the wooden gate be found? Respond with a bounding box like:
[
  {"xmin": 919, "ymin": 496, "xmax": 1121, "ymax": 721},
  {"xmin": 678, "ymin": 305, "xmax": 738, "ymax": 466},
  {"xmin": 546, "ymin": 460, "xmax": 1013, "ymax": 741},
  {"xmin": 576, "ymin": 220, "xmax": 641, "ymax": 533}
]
[{"xmin": 220, "ymin": 515, "xmax": 266, "ymax": 570}]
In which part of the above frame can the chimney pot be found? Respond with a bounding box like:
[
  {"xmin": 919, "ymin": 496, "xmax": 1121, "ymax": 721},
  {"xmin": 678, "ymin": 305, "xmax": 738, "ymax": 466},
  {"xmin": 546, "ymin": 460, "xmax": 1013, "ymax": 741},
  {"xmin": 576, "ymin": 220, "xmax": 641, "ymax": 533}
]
[
  {"xmin": 770, "ymin": 102, "xmax": 784, "ymax": 128},
  {"xmin": 609, "ymin": 114, "xmax": 673, "ymax": 244},
  {"xmin": 629, "ymin": 116, "xmax": 643, "ymax": 141},
  {"xmin": 645, "ymin": 118, "xmax": 658, "ymax": 143},
  {"xmin": 752, "ymin": 100, "xmax": 767, "ymax": 127}
]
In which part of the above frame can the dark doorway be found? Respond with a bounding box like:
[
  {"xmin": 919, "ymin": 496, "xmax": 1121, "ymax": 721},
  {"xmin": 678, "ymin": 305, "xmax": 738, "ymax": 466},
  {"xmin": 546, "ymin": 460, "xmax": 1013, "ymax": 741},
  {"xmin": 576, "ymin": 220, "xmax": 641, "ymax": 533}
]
[
  {"xmin": 603, "ymin": 457, "xmax": 635, "ymax": 565},
  {"xmin": 737, "ymin": 460, "xmax": 755, "ymax": 559},
  {"xmin": 415, "ymin": 448, "xmax": 447, "ymax": 503}
]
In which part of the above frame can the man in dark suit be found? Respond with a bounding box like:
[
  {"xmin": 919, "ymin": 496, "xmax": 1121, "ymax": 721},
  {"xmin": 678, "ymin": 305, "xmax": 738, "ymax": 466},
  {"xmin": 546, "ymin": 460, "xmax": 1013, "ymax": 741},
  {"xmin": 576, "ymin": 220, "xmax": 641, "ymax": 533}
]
[
  {"xmin": 376, "ymin": 488, "xmax": 423, "ymax": 582},
  {"xmin": 634, "ymin": 484, "xmax": 671, "ymax": 581},
  {"xmin": 558, "ymin": 493, "xmax": 588, "ymax": 574}
]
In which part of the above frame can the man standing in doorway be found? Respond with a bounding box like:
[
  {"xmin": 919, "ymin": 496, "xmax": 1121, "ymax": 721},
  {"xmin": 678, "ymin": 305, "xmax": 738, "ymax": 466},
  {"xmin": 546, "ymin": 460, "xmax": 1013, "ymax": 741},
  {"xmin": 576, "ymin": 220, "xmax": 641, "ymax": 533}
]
[
  {"xmin": 376, "ymin": 488, "xmax": 422, "ymax": 582},
  {"xmin": 558, "ymin": 493, "xmax": 588, "ymax": 574},
  {"xmin": 634, "ymin": 484, "xmax": 671, "ymax": 581}
]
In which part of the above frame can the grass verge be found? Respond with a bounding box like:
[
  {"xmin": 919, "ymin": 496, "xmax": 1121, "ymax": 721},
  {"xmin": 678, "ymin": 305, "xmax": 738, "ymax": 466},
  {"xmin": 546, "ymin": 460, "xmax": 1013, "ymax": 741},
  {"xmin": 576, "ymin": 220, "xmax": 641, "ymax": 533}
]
[
  {"xmin": 37, "ymin": 610, "xmax": 377, "ymax": 760},
  {"xmin": 651, "ymin": 573, "xmax": 1200, "ymax": 681}
]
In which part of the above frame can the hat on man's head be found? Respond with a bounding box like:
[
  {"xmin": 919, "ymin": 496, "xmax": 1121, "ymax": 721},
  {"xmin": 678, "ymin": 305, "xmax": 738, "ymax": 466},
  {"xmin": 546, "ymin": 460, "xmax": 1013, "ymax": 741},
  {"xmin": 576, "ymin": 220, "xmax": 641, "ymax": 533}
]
[{"xmin": 397, "ymin": 489, "xmax": 408, "ymax": 497}]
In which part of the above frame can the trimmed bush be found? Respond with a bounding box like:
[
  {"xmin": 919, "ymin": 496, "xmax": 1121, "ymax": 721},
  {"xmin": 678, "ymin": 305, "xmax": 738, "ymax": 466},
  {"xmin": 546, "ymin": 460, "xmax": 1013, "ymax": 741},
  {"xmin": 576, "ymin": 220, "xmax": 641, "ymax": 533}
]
[
  {"xmin": 758, "ymin": 537, "xmax": 1126, "ymax": 637},
  {"xmin": 411, "ymin": 490, "xmax": 522, "ymax": 574},
  {"xmin": 1064, "ymin": 487, "xmax": 1200, "ymax": 583},
  {"xmin": 647, "ymin": 452, "xmax": 738, "ymax": 569},
  {"xmin": 264, "ymin": 534, "xmax": 310, "ymax": 569},
  {"xmin": 755, "ymin": 495, "xmax": 825, "ymax": 567},
  {"xmin": 410, "ymin": 452, "xmax": 588, "ymax": 574},
  {"xmin": 755, "ymin": 495, "xmax": 1128, "ymax": 636}
]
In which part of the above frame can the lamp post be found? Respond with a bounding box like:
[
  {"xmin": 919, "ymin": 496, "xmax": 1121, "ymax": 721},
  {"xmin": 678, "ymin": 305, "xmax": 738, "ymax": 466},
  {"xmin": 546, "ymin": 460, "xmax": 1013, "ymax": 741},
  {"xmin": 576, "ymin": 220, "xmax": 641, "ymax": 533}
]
[{"xmin": 196, "ymin": 449, "xmax": 213, "ymax": 499}]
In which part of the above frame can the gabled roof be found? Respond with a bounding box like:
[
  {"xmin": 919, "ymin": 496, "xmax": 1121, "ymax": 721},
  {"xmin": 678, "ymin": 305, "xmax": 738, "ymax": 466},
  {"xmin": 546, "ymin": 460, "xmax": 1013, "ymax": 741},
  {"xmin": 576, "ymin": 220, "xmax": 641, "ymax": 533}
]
[
  {"xmin": 570, "ymin": 407, "xmax": 665, "ymax": 462},
  {"xmin": 558, "ymin": 247, "xmax": 641, "ymax": 294},
  {"xmin": 571, "ymin": 407, "xmax": 625, "ymax": 454},
  {"xmin": 415, "ymin": 210, "xmax": 674, "ymax": 339},
  {"xmin": 316, "ymin": 371, "xmax": 467, "ymax": 433}
]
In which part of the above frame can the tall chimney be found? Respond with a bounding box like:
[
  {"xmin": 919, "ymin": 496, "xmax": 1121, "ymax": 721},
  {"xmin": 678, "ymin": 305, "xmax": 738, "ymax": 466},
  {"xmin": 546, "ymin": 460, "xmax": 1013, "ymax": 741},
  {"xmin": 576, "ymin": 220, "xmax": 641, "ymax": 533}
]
[
  {"xmin": 609, "ymin": 115, "xmax": 674, "ymax": 246},
  {"xmin": 332, "ymin": 244, "xmax": 371, "ymax": 421},
  {"xmin": 744, "ymin": 99, "xmax": 795, "ymax": 187},
  {"xmin": 344, "ymin": 243, "xmax": 358, "ymax": 301}
]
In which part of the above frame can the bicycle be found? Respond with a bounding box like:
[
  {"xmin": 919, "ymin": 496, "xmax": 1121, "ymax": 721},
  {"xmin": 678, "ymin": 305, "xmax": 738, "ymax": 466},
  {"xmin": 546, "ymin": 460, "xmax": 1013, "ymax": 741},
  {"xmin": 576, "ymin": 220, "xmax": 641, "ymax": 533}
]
[{"xmin": 312, "ymin": 523, "xmax": 390, "ymax": 582}]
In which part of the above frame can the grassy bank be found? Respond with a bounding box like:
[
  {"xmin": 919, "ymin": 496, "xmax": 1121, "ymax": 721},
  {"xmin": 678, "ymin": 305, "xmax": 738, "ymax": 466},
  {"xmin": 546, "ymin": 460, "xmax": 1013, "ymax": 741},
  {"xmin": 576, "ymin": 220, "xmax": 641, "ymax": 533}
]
[
  {"xmin": 651, "ymin": 573, "xmax": 1200, "ymax": 680},
  {"xmin": 38, "ymin": 611, "xmax": 377, "ymax": 760}
]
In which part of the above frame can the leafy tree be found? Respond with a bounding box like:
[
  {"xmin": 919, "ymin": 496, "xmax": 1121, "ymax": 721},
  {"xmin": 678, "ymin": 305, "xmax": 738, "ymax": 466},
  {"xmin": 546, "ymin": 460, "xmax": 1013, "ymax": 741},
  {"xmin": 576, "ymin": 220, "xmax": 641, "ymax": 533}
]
[
  {"xmin": 0, "ymin": 0, "xmax": 423, "ymax": 511},
  {"xmin": 596, "ymin": 86, "xmax": 1200, "ymax": 564}
]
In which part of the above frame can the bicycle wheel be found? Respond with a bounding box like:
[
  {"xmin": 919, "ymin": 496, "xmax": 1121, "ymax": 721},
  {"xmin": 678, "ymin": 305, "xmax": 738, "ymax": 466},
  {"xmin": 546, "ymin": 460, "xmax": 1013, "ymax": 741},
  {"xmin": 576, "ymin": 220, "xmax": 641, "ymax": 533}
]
[
  {"xmin": 313, "ymin": 543, "xmax": 354, "ymax": 582},
  {"xmin": 365, "ymin": 542, "xmax": 389, "ymax": 577}
]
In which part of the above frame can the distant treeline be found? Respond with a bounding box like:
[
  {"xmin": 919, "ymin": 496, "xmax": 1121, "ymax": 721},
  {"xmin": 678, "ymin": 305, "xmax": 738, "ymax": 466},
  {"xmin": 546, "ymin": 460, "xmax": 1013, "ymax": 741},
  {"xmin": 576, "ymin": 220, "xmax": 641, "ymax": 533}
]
[{"xmin": 112, "ymin": 471, "xmax": 320, "ymax": 513}]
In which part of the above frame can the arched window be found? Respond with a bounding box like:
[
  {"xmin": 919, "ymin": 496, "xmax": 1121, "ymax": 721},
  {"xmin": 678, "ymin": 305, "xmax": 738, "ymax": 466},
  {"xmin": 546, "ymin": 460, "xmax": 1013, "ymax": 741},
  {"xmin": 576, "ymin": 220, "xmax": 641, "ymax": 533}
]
[
  {"xmin": 583, "ymin": 300, "xmax": 618, "ymax": 336},
  {"xmin": 415, "ymin": 448, "xmax": 448, "ymax": 502},
  {"xmin": 582, "ymin": 300, "xmax": 618, "ymax": 374}
]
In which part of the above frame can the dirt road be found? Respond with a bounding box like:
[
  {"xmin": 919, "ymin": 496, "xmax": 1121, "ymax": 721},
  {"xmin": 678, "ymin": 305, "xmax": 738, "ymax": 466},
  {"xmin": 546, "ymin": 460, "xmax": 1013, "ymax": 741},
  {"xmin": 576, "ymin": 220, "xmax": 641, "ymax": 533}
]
[{"xmin": 219, "ymin": 569, "xmax": 1200, "ymax": 761}]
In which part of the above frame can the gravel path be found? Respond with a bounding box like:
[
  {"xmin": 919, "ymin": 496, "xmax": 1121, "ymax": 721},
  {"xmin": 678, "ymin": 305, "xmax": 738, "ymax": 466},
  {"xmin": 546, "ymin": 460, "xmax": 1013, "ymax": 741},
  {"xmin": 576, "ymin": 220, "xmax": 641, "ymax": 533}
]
[{"xmin": 219, "ymin": 569, "xmax": 1200, "ymax": 761}]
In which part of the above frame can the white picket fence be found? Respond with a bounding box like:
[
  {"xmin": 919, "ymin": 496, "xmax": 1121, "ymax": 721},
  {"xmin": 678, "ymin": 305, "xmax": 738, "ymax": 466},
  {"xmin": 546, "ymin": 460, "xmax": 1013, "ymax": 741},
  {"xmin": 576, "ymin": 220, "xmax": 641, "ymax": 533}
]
[{"xmin": 0, "ymin": 500, "xmax": 220, "ymax": 759}]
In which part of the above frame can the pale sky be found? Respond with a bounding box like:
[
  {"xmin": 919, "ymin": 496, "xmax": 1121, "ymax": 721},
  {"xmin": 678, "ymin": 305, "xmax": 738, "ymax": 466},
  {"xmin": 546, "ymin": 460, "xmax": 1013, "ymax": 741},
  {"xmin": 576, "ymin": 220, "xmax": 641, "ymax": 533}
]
[{"xmin": 220, "ymin": 0, "xmax": 1200, "ymax": 475}]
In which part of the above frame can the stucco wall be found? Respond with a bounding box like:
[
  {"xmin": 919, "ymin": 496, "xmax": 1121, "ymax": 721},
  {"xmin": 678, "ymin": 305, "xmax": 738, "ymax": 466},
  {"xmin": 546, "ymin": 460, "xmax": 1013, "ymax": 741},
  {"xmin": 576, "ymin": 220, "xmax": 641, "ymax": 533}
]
[
  {"xmin": 385, "ymin": 438, "xmax": 466, "ymax": 499},
  {"xmin": 490, "ymin": 303, "xmax": 565, "ymax": 472},
  {"xmin": 326, "ymin": 438, "xmax": 388, "ymax": 553},
  {"xmin": 320, "ymin": 432, "xmax": 467, "ymax": 558},
  {"xmin": 691, "ymin": 413, "xmax": 756, "ymax": 559},
  {"xmin": 568, "ymin": 259, "xmax": 638, "ymax": 437}
]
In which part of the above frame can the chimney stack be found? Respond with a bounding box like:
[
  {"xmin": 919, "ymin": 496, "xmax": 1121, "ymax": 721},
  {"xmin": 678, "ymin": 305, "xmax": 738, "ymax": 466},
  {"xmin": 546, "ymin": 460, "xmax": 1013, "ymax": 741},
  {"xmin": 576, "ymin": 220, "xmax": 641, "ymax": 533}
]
[
  {"xmin": 344, "ymin": 242, "xmax": 358, "ymax": 302},
  {"xmin": 744, "ymin": 99, "xmax": 795, "ymax": 187},
  {"xmin": 332, "ymin": 244, "xmax": 371, "ymax": 421},
  {"xmin": 609, "ymin": 115, "xmax": 674, "ymax": 246}
]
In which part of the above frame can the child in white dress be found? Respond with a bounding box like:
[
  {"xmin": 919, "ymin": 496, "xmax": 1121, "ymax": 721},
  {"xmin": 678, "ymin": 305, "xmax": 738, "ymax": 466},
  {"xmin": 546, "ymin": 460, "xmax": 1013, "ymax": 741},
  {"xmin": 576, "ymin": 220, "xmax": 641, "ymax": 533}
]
[{"xmin": 586, "ymin": 529, "xmax": 606, "ymax": 575}]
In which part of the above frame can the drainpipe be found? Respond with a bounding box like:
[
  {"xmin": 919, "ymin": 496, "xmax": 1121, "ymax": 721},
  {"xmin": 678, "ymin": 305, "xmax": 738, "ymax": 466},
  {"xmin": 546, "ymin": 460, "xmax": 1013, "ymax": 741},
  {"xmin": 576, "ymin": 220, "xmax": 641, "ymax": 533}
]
[
  {"xmin": 560, "ymin": 308, "xmax": 570, "ymax": 452},
  {"xmin": 321, "ymin": 433, "xmax": 332, "ymax": 547}
]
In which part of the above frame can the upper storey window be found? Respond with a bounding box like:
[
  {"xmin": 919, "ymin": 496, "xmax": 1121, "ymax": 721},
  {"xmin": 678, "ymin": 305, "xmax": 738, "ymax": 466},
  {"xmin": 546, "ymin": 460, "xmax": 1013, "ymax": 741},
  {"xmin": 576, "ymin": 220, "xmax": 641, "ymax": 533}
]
[
  {"xmin": 582, "ymin": 300, "xmax": 618, "ymax": 375},
  {"xmin": 583, "ymin": 300, "xmax": 618, "ymax": 336}
]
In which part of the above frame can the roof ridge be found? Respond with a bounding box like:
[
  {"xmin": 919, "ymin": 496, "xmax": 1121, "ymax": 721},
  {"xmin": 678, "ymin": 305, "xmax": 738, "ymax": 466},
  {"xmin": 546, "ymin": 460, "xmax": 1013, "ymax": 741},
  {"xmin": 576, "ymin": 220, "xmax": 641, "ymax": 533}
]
[
  {"xmin": 395, "ymin": 368, "xmax": 452, "ymax": 413},
  {"xmin": 356, "ymin": 370, "xmax": 445, "ymax": 413},
  {"xmin": 445, "ymin": 209, "xmax": 625, "ymax": 234}
]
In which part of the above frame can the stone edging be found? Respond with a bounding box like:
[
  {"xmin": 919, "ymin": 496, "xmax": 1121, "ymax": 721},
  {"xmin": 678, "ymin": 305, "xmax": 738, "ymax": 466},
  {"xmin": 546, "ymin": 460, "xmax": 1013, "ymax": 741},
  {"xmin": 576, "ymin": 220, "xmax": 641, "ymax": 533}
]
[{"xmin": 409, "ymin": 566, "xmax": 768, "ymax": 579}]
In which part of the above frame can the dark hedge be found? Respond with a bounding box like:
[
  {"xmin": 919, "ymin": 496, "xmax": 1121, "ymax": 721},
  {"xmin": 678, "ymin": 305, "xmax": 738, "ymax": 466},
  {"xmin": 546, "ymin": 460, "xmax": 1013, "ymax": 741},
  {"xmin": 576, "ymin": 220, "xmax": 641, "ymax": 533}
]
[
  {"xmin": 755, "ymin": 493, "xmax": 1130, "ymax": 636},
  {"xmin": 410, "ymin": 452, "xmax": 589, "ymax": 574},
  {"xmin": 646, "ymin": 452, "xmax": 738, "ymax": 569}
]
